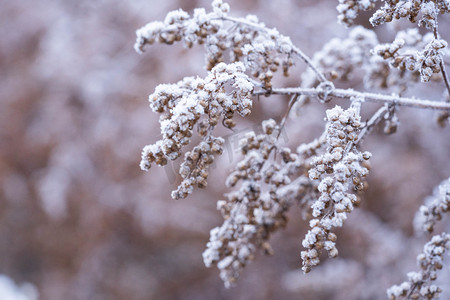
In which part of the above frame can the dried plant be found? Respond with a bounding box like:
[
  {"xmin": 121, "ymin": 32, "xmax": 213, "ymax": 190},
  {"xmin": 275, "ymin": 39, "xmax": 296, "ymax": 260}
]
[
  {"xmin": 385, "ymin": 178, "xmax": 450, "ymax": 299},
  {"xmin": 135, "ymin": 0, "xmax": 450, "ymax": 297}
]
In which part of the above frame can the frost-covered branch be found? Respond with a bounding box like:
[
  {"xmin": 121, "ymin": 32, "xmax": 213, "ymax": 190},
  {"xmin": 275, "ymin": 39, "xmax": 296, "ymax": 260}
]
[
  {"xmin": 390, "ymin": 178, "xmax": 450, "ymax": 299},
  {"xmin": 414, "ymin": 178, "xmax": 450, "ymax": 234},
  {"xmin": 203, "ymin": 120, "xmax": 315, "ymax": 287},
  {"xmin": 140, "ymin": 61, "xmax": 253, "ymax": 199},
  {"xmin": 135, "ymin": 0, "xmax": 450, "ymax": 293},
  {"xmin": 254, "ymin": 87, "xmax": 450, "ymax": 110},
  {"xmin": 387, "ymin": 233, "xmax": 450, "ymax": 300},
  {"xmin": 355, "ymin": 103, "xmax": 391, "ymax": 145}
]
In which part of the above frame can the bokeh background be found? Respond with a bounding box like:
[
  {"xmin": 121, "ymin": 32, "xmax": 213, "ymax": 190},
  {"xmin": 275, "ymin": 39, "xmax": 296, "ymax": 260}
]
[{"xmin": 1, "ymin": 0, "xmax": 449, "ymax": 299}]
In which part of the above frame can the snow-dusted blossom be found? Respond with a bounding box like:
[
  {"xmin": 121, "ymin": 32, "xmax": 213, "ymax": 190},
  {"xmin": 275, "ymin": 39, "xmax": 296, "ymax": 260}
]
[
  {"xmin": 171, "ymin": 135, "xmax": 224, "ymax": 199},
  {"xmin": 203, "ymin": 119, "xmax": 279, "ymax": 287},
  {"xmin": 370, "ymin": 0, "xmax": 450, "ymax": 28},
  {"xmin": 368, "ymin": 1, "xmax": 450, "ymax": 84},
  {"xmin": 202, "ymin": 119, "xmax": 319, "ymax": 287},
  {"xmin": 416, "ymin": 38, "xmax": 447, "ymax": 82},
  {"xmin": 134, "ymin": 1, "xmax": 231, "ymax": 69},
  {"xmin": 135, "ymin": 0, "xmax": 297, "ymax": 81},
  {"xmin": 135, "ymin": 0, "xmax": 450, "ymax": 292},
  {"xmin": 203, "ymin": 120, "xmax": 278, "ymax": 286},
  {"xmin": 301, "ymin": 104, "xmax": 371, "ymax": 273},
  {"xmin": 390, "ymin": 177, "xmax": 450, "ymax": 300},
  {"xmin": 370, "ymin": 29, "xmax": 447, "ymax": 84},
  {"xmin": 212, "ymin": 0, "xmax": 230, "ymax": 17},
  {"xmin": 140, "ymin": 62, "xmax": 253, "ymax": 199},
  {"xmin": 387, "ymin": 233, "xmax": 450, "ymax": 299},
  {"xmin": 240, "ymin": 30, "xmax": 295, "ymax": 88},
  {"xmin": 337, "ymin": 0, "xmax": 377, "ymax": 26},
  {"xmin": 414, "ymin": 177, "xmax": 450, "ymax": 234}
]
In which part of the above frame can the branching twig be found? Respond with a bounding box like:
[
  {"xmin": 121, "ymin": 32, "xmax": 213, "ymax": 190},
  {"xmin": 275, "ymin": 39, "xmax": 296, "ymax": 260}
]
[{"xmin": 277, "ymin": 94, "xmax": 299, "ymax": 138}]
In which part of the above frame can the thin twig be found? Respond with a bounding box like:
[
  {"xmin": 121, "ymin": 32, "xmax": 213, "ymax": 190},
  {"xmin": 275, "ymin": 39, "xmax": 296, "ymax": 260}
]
[
  {"xmin": 355, "ymin": 104, "xmax": 389, "ymax": 145},
  {"xmin": 291, "ymin": 45, "xmax": 328, "ymax": 83},
  {"xmin": 277, "ymin": 94, "xmax": 299, "ymax": 138},
  {"xmin": 253, "ymin": 87, "xmax": 450, "ymax": 111},
  {"xmin": 433, "ymin": 26, "xmax": 450, "ymax": 101},
  {"xmin": 439, "ymin": 61, "xmax": 450, "ymax": 101}
]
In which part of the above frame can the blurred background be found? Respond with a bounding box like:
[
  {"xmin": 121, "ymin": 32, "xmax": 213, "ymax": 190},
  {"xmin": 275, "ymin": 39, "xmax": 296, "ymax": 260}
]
[{"xmin": 1, "ymin": 0, "xmax": 449, "ymax": 299}]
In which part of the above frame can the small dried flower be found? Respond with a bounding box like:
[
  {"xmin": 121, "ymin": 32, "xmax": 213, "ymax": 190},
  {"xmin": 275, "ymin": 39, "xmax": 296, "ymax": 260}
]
[
  {"xmin": 302, "ymin": 104, "xmax": 370, "ymax": 273},
  {"xmin": 387, "ymin": 233, "xmax": 450, "ymax": 300},
  {"xmin": 414, "ymin": 177, "xmax": 450, "ymax": 234},
  {"xmin": 337, "ymin": 0, "xmax": 377, "ymax": 27},
  {"xmin": 140, "ymin": 62, "xmax": 253, "ymax": 199}
]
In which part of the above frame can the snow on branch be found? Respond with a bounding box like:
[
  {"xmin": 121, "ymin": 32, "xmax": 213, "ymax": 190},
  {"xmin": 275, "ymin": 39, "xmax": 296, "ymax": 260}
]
[
  {"xmin": 254, "ymin": 86, "xmax": 450, "ymax": 110},
  {"xmin": 135, "ymin": 0, "xmax": 450, "ymax": 292},
  {"xmin": 414, "ymin": 177, "xmax": 450, "ymax": 234},
  {"xmin": 387, "ymin": 233, "xmax": 450, "ymax": 300}
]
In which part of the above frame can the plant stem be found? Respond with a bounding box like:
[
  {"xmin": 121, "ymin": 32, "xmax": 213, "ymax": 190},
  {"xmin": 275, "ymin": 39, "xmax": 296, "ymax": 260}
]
[{"xmin": 254, "ymin": 87, "xmax": 450, "ymax": 111}]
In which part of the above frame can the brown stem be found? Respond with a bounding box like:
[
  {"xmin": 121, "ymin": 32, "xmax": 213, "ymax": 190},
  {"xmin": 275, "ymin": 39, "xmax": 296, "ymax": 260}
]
[{"xmin": 439, "ymin": 61, "xmax": 450, "ymax": 102}]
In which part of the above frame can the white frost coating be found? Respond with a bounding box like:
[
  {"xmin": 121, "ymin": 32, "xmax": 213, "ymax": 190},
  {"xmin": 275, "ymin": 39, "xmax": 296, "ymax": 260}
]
[
  {"xmin": 414, "ymin": 177, "xmax": 450, "ymax": 234},
  {"xmin": 217, "ymin": 256, "xmax": 233, "ymax": 269},
  {"xmin": 164, "ymin": 9, "xmax": 190, "ymax": 25},
  {"xmin": 302, "ymin": 104, "xmax": 370, "ymax": 272},
  {"xmin": 0, "ymin": 275, "xmax": 38, "ymax": 300},
  {"xmin": 134, "ymin": 0, "xmax": 450, "ymax": 292},
  {"xmin": 234, "ymin": 77, "xmax": 253, "ymax": 93},
  {"xmin": 212, "ymin": 0, "xmax": 230, "ymax": 17},
  {"xmin": 337, "ymin": 0, "xmax": 377, "ymax": 26},
  {"xmin": 140, "ymin": 61, "xmax": 253, "ymax": 199},
  {"xmin": 387, "ymin": 233, "xmax": 450, "ymax": 299}
]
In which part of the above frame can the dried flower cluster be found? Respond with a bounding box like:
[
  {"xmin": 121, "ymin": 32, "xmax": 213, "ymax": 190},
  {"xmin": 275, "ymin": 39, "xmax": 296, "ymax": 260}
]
[
  {"xmin": 414, "ymin": 177, "xmax": 450, "ymax": 234},
  {"xmin": 373, "ymin": 30, "xmax": 448, "ymax": 82},
  {"xmin": 387, "ymin": 233, "xmax": 450, "ymax": 299},
  {"xmin": 334, "ymin": 0, "xmax": 450, "ymax": 30},
  {"xmin": 330, "ymin": 0, "xmax": 450, "ymax": 92},
  {"xmin": 303, "ymin": 28, "xmax": 447, "ymax": 98},
  {"xmin": 203, "ymin": 119, "xmax": 291, "ymax": 287},
  {"xmin": 366, "ymin": 0, "xmax": 450, "ymax": 91},
  {"xmin": 135, "ymin": 0, "xmax": 296, "ymax": 87},
  {"xmin": 337, "ymin": 0, "xmax": 377, "ymax": 26},
  {"xmin": 370, "ymin": 0, "xmax": 450, "ymax": 29},
  {"xmin": 172, "ymin": 135, "xmax": 225, "ymax": 199},
  {"xmin": 301, "ymin": 103, "xmax": 371, "ymax": 272},
  {"xmin": 140, "ymin": 61, "xmax": 253, "ymax": 198},
  {"xmin": 135, "ymin": 0, "xmax": 450, "ymax": 296},
  {"xmin": 387, "ymin": 178, "xmax": 450, "ymax": 299},
  {"xmin": 135, "ymin": 0, "xmax": 232, "ymax": 69}
]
